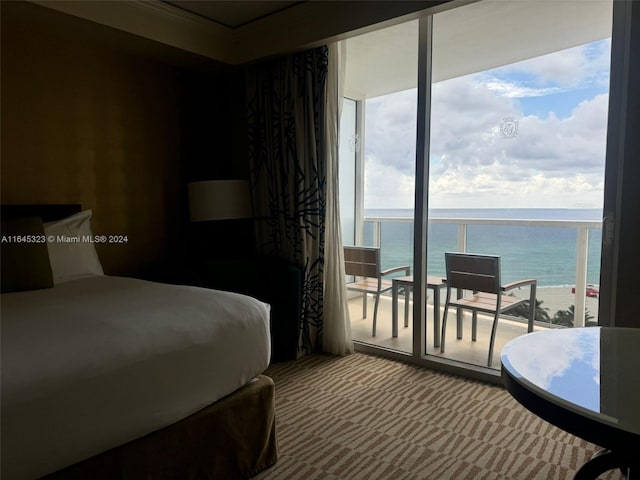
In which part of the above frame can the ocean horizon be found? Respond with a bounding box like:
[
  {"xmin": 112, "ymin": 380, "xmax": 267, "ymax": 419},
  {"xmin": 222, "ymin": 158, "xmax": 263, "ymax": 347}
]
[
  {"xmin": 359, "ymin": 208, "xmax": 602, "ymax": 288},
  {"xmin": 365, "ymin": 207, "xmax": 602, "ymax": 221}
]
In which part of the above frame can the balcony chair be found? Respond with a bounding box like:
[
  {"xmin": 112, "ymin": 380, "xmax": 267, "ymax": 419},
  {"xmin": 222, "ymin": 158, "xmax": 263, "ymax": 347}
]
[
  {"xmin": 440, "ymin": 252, "xmax": 537, "ymax": 367},
  {"xmin": 344, "ymin": 246, "xmax": 410, "ymax": 337}
]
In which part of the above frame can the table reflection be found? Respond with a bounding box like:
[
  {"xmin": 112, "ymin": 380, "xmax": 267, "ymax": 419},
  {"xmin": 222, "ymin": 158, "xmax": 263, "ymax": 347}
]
[
  {"xmin": 501, "ymin": 327, "xmax": 639, "ymax": 433},
  {"xmin": 502, "ymin": 327, "xmax": 600, "ymax": 412},
  {"xmin": 501, "ymin": 327, "xmax": 640, "ymax": 479}
]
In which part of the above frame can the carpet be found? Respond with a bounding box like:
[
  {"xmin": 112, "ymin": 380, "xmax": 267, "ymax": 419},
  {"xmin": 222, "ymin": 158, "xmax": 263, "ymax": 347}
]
[{"xmin": 254, "ymin": 352, "xmax": 618, "ymax": 480}]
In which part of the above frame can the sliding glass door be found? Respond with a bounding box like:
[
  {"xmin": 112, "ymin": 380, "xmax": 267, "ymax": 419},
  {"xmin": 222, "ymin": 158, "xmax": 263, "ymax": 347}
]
[
  {"xmin": 339, "ymin": 0, "xmax": 614, "ymax": 376},
  {"xmin": 341, "ymin": 20, "xmax": 418, "ymax": 354},
  {"xmin": 427, "ymin": 0, "xmax": 612, "ymax": 368}
]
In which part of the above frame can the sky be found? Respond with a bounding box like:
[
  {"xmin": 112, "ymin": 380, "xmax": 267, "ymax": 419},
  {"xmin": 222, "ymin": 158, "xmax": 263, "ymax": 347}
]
[{"xmin": 362, "ymin": 38, "xmax": 611, "ymax": 210}]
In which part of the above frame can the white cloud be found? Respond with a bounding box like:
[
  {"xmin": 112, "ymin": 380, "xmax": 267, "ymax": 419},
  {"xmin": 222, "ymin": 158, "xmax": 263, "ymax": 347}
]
[
  {"xmin": 484, "ymin": 81, "xmax": 563, "ymax": 98},
  {"xmin": 428, "ymin": 170, "xmax": 604, "ymax": 209},
  {"xmin": 363, "ymin": 156, "xmax": 415, "ymax": 209},
  {"xmin": 361, "ymin": 40, "xmax": 610, "ymax": 210},
  {"xmin": 364, "ymin": 90, "xmax": 417, "ymax": 176},
  {"xmin": 506, "ymin": 93, "xmax": 609, "ymax": 175}
]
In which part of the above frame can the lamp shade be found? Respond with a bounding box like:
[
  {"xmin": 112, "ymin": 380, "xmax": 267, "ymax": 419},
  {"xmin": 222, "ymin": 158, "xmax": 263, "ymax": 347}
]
[{"xmin": 188, "ymin": 180, "xmax": 252, "ymax": 221}]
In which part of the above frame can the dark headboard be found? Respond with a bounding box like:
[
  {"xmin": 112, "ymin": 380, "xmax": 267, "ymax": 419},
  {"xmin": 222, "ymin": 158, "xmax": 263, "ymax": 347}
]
[{"xmin": 1, "ymin": 204, "xmax": 81, "ymax": 222}]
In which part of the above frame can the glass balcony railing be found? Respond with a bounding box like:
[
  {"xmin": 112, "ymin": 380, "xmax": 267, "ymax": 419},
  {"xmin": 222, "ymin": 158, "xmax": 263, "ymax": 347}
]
[{"xmin": 363, "ymin": 215, "xmax": 602, "ymax": 327}]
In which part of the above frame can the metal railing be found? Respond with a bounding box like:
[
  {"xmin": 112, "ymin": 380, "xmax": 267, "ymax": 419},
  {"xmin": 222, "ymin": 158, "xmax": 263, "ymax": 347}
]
[{"xmin": 364, "ymin": 216, "xmax": 602, "ymax": 327}]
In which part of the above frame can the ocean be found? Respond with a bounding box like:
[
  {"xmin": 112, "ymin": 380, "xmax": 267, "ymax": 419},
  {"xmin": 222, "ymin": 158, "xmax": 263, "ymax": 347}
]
[{"xmin": 361, "ymin": 208, "xmax": 602, "ymax": 288}]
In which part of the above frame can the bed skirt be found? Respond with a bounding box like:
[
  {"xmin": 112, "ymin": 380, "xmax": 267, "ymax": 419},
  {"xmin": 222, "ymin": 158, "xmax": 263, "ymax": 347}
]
[{"xmin": 43, "ymin": 375, "xmax": 278, "ymax": 479}]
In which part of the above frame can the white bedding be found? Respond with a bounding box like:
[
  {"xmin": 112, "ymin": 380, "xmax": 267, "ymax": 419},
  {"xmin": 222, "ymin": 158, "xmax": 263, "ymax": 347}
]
[{"xmin": 1, "ymin": 275, "xmax": 271, "ymax": 479}]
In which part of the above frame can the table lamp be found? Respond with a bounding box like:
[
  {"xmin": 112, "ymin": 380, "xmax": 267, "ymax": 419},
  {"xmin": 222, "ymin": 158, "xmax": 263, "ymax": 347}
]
[
  {"xmin": 188, "ymin": 180, "xmax": 252, "ymax": 222},
  {"xmin": 187, "ymin": 180, "xmax": 254, "ymax": 260}
]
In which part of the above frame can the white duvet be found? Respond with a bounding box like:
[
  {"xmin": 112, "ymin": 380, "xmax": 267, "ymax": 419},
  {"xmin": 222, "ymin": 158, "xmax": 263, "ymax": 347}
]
[{"xmin": 1, "ymin": 276, "xmax": 271, "ymax": 479}]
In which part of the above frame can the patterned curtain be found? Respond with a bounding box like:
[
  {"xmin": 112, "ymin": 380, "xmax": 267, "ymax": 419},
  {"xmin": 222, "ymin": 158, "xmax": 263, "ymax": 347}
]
[{"xmin": 246, "ymin": 46, "xmax": 328, "ymax": 356}]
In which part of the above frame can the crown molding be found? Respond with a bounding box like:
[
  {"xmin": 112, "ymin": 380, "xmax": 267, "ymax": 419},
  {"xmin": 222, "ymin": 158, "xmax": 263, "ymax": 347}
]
[{"xmin": 133, "ymin": 0, "xmax": 224, "ymax": 28}]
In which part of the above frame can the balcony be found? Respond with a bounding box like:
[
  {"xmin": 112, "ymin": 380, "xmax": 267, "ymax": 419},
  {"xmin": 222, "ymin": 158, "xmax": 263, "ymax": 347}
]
[
  {"xmin": 349, "ymin": 215, "xmax": 602, "ymax": 368},
  {"xmin": 348, "ymin": 290, "xmax": 545, "ymax": 367}
]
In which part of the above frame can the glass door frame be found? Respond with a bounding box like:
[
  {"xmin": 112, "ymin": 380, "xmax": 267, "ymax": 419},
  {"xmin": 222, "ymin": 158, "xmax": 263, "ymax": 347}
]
[
  {"xmin": 411, "ymin": 15, "xmax": 432, "ymax": 362},
  {"xmin": 352, "ymin": 11, "xmax": 500, "ymax": 382},
  {"xmin": 354, "ymin": 0, "xmax": 633, "ymax": 382}
]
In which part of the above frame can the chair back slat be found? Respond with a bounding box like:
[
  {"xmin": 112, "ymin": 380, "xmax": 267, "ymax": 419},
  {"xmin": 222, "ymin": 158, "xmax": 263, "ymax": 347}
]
[
  {"xmin": 344, "ymin": 246, "xmax": 379, "ymax": 278},
  {"xmin": 445, "ymin": 252, "xmax": 501, "ymax": 293}
]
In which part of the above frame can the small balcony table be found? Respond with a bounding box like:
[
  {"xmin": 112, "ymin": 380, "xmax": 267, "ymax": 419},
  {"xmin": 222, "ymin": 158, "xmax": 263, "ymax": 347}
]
[{"xmin": 391, "ymin": 275, "xmax": 446, "ymax": 347}]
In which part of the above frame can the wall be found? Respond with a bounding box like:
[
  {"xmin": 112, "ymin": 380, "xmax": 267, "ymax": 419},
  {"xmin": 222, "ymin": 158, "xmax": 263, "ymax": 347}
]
[
  {"xmin": 182, "ymin": 69, "xmax": 249, "ymax": 183},
  {"xmin": 178, "ymin": 67, "xmax": 252, "ymax": 263},
  {"xmin": 1, "ymin": 1, "xmax": 189, "ymax": 276}
]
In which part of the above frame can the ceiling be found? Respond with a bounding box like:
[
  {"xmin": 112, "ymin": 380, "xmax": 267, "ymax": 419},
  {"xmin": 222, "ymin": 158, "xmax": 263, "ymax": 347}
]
[
  {"xmin": 27, "ymin": 0, "xmax": 612, "ymax": 98},
  {"xmin": 163, "ymin": 1, "xmax": 303, "ymax": 29}
]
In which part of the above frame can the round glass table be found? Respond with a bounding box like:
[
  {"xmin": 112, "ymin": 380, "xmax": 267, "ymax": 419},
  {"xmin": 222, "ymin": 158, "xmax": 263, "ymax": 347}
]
[{"xmin": 501, "ymin": 327, "xmax": 640, "ymax": 479}]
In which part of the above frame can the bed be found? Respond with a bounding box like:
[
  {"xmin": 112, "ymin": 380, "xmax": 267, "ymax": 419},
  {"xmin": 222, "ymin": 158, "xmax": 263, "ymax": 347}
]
[{"xmin": 1, "ymin": 205, "xmax": 278, "ymax": 479}]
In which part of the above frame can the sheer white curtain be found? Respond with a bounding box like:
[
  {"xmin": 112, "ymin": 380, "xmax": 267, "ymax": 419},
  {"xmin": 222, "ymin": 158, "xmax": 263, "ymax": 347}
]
[{"xmin": 323, "ymin": 41, "xmax": 353, "ymax": 355}]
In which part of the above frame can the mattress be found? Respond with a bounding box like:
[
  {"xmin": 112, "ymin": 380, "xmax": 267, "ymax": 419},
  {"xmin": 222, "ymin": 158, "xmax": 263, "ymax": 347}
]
[{"xmin": 1, "ymin": 276, "xmax": 271, "ymax": 479}]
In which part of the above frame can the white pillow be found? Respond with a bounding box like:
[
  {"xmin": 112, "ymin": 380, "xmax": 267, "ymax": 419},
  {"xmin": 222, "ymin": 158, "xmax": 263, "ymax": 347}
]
[{"xmin": 44, "ymin": 209, "xmax": 104, "ymax": 284}]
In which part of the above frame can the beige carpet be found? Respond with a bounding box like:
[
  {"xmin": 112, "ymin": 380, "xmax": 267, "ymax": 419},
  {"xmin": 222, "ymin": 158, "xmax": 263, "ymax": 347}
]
[{"xmin": 254, "ymin": 353, "xmax": 619, "ymax": 480}]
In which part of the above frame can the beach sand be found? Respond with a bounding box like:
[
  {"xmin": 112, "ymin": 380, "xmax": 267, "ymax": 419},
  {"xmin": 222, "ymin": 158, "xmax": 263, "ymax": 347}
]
[{"xmin": 503, "ymin": 285, "xmax": 599, "ymax": 323}]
